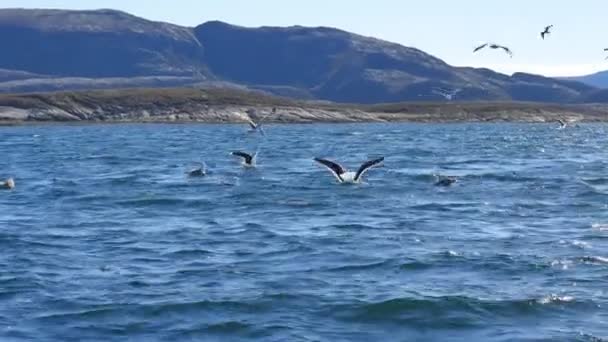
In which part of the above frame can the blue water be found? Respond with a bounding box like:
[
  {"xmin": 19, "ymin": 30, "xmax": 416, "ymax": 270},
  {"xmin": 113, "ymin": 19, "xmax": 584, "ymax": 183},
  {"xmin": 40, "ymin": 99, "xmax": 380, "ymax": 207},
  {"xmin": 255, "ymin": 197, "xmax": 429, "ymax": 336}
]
[{"xmin": 1, "ymin": 123, "xmax": 608, "ymax": 341}]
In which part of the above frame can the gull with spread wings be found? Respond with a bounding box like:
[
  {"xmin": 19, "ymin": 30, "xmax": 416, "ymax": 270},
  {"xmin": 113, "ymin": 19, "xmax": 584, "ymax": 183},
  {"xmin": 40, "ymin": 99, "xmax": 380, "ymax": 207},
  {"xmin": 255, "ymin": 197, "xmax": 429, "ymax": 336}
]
[{"xmin": 314, "ymin": 157, "xmax": 384, "ymax": 184}]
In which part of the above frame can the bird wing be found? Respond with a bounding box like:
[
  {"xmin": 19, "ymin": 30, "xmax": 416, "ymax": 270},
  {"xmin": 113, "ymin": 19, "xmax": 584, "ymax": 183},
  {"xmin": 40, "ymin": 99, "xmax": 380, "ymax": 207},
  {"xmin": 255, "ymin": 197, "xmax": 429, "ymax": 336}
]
[
  {"xmin": 354, "ymin": 157, "xmax": 384, "ymax": 182},
  {"xmin": 473, "ymin": 43, "xmax": 488, "ymax": 53},
  {"xmin": 246, "ymin": 118, "xmax": 258, "ymax": 130},
  {"xmin": 314, "ymin": 158, "xmax": 346, "ymax": 182},
  {"xmin": 501, "ymin": 46, "xmax": 513, "ymax": 57},
  {"xmin": 232, "ymin": 151, "xmax": 253, "ymax": 164}
]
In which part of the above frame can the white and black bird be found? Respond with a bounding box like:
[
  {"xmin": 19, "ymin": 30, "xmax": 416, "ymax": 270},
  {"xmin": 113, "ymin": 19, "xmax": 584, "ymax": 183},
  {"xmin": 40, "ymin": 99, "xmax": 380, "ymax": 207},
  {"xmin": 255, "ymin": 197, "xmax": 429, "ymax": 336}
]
[
  {"xmin": 432, "ymin": 87, "xmax": 462, "ymax": 101},
  {"xmin": 231, "ymin": 151, "xmax": 257, "ymax": 168},
  {"xmin": 1, "ymin": 178, "xmax": 15, "ymax": 189},
  {"xmin": 541, "ymin": 25, "xmax": 553, "ymax": 40},
  {"xmin": 557, "ymin": 119, "xmax": 568, "ymax": 129},
  {"xmin": 187, "ymin": 162, "xmax": 207, "ymax": 177},
  {"xmin": 245, "ymin": 108, "xmax": 277, "ymax": 136},
  {"xmin": 314, "ymin": 157, "xmax": 384, "ymax": 184},
  {"xmin": 434, "ymin": 175, "xmax": 457, "ymax": 187}
]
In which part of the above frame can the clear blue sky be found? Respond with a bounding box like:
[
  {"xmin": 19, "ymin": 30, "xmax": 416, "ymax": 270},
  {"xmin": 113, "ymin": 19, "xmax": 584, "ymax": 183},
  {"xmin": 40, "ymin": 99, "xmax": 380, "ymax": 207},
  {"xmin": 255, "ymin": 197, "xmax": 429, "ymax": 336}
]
[{"xmin": 4, "ymin": 0, "xmax": 608, "ymax": 76}]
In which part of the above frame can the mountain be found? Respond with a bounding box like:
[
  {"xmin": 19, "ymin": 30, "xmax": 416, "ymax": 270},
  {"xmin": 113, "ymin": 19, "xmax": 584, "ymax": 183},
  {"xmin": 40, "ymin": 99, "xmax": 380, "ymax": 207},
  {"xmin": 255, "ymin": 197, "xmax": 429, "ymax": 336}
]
[
  {"xmin": 0, "ymin": 9, "xmax": 210, "ymax": 78},
  {"xmin": 0, "ymin": 8, "xmax": 600, "ymax": 103},
  {"xmin": 563, "ymin": 70, "xmax": 608, "ymax": 89},
  {"xmin": 193, "ymin": 21, "xmax": 595, "ymax": 103}
]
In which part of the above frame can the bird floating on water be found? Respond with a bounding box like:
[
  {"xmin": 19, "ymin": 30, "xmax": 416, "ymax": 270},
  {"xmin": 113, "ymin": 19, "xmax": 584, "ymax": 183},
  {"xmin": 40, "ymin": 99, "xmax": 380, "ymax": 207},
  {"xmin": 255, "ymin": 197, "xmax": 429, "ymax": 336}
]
[
  {"xmin": 1, "ymin": 178, "xmax": 15, "ymax": 190},
  {"xmin": 187, "ymin": 162, "xmax": 207, "ymax": 177},
  {"xmin": 231, "ymin": 151, "xmax": 257, "ymax": 168},
  {"xmin": 314, "ymin": 157, "xmax": 384, "ymax": 184},
  {"xmin": 541, "ymin": 25, "xmax": 553, "ymax": 40},
  {"xmin": 474, "ymin": 43, "xmax": 513, "ymax": 58},
  {"xmin": 434, "ymin": 175, "xmax": 457, "ymax": 187}
]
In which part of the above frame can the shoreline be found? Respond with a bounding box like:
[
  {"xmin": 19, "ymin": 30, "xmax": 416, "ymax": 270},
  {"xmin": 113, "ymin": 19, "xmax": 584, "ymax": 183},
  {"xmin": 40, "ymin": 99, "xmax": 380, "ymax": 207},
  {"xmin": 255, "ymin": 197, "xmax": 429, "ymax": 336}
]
[{"xmin": 1, "ymin": 87, "xmax": 607, "ymax": 125}]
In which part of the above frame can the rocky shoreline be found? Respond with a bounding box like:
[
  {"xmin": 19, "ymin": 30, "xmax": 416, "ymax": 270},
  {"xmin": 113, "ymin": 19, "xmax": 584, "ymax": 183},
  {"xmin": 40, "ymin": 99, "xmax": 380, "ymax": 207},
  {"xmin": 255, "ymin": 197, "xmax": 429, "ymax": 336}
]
[{"xmin": 1, "ymin": 88, "xmax": 607, "ymax": 125}]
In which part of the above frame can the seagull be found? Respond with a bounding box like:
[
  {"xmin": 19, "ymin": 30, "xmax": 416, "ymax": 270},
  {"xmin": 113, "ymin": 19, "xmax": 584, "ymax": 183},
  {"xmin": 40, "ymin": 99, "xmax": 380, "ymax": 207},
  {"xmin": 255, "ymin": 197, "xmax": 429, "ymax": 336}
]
[
  {"xmin": 541, "ymin": 25, "xmax": 553, "ymax": 40},
  {"xmin": 231, "ymin": 151, "xmax": 257, "ymax": 168},
  {"xmin": 1, "ymin": 178, "xmax": 15, "ymax": 189},
  {"xmin": 245, "ymin": 108, "xmax": 276, "ymax": 136},
  {"xmin": 473, "ymin": 43, "xmax": 512, "ymax": 57},
  {"xmin": 557, "ymin": 119, "xmax": 568, "ymax": 129},
  {"xmin": 432, "ymin": 87, "xmax": 462, "ymax": 101},
  {"xmin": 187, "ymin": 162, "xmax": 207, "ymax": 177},
  {"xmin": 314, "ymin": 157, "xmax": 384, "ymax": 184},
  {"xmin": 434, "ymin": 175, "xmax": 457, "ymax": 187}
]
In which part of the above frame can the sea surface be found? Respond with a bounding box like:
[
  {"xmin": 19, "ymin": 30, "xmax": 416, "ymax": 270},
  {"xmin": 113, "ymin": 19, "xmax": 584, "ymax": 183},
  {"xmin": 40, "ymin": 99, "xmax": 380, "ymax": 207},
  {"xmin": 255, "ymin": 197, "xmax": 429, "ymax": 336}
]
[{"xmin": 1, "ymin": 123, "xmax": 608, "ymax": 341}]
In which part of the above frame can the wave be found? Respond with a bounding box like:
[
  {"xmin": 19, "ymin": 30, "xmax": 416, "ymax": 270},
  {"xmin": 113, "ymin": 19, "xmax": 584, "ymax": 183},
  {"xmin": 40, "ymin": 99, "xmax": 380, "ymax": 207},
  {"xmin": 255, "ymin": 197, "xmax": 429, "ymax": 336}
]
[
  {"xmin": 201, "ymin": 320, "xmax": 252, "ymax": 334},
  {"xmin": 115, "ymin": 197, "xmax": 212, "ymax": 208},
  {"xmin": 162, "ymin": 249, "xmax": 213, "ymax": 258},
  {"xmin": 396, "ymin": 252, "xmax": 551, "ymax": 274},
  {"xmin": 578, "ymin": 333, "xmax": 608, "ymax": 342},
  {"xmin": 324, "ymin": 260, "xmax": 392, "ymax": 272},
  {"xmin": 35, "ymin": 299, "xmax": 271, "ymax": 322},
  {"xmin": 592, "ymin": 223, "xmax": 608, "ymax": 231},
  {"xmin": 329, "ymin": 295, "xmax": 596, "ymax": 325}
]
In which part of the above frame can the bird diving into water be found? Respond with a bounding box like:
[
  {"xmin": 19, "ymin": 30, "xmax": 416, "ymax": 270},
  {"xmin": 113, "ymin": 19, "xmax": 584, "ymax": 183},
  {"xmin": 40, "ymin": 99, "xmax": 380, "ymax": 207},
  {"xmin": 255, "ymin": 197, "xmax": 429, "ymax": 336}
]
[
  {"xmin": 314, "ymin": 157, "xmax": 384, "ymax": 184},
  {"xmin": 541, "ymin": 25, "xmax": 553, "ymax": 39},
  {"xmin": 474, "ymin": 43, "xmax": 513, "ymax": 58},
  {"xmin": 231, "ymin": 151, "xmax": 257, "ymax": 168}
]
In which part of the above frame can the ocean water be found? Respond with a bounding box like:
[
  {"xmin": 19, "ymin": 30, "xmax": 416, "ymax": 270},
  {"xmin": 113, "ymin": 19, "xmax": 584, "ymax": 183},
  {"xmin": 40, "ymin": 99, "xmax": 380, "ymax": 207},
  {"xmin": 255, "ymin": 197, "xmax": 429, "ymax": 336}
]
[{"xmin": 1, "ymin": 123, "xmax": 608, "ymax": 341}]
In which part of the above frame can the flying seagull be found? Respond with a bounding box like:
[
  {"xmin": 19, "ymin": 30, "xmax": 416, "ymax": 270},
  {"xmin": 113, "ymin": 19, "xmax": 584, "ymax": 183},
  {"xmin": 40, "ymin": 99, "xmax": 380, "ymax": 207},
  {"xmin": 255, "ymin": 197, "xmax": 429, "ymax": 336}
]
[
  {"xmin": 187, "ymin": 162, "xmax": 207, "ymax": 177},
  {"xmin": 473, "ymin": 43, "xmax": 512, "ymax": 57},
  {"xmin": 541, "ymin": 25, "xmax": 553, "ymax": 40},
  {"xmin": 231, "ymin": 151, "xmax": 257, "ymax": 168},
  {"xmin": 1, "ymin": 178, "xmax": 15, "ymax": 189},
  {"xmin": 314, "ymin": 157, "xmax": 384, "ymax": 184},
  {"xmin": 245, "ymin": 108, "xmax": 277, "ymax": 136},
  {"xmin": 245, "ymin": 111, "xmax": 264, "ymax": 136},
  {"xmin": 432, "ymin": 87, "xmax": 462, "ymax": 101},
  {"xmin": 557, "ymin": 119, "xmax": 567, "ymax": 129}
]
